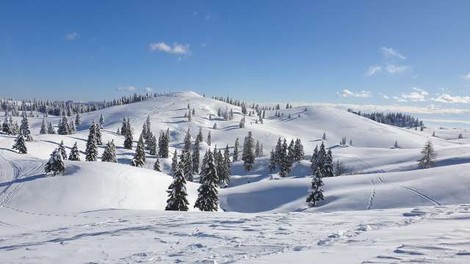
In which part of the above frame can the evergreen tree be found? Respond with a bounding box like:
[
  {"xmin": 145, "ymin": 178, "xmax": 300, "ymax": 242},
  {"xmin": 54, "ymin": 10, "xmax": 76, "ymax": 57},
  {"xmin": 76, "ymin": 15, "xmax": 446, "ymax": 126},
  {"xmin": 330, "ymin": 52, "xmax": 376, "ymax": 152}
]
[
  {"xmin": 58, "ymin": 140, "xmax": 67, "ymax": 160},
  {"xmin": 102, "ymin": 140, "xmax": 117, "ymax": 162},
  {"xmin": 233, "ymin": 138, "xmax": 239, "ymax": 161},
  {"xmin": 12, "ymin": 134, "xmax": 27, "ymax": 154},
  {"xmin": 279, "ymin": 139, "xmax": 292, "ymax": 177},
  {"xmin": 68, "ymin": 142, "xmax": 81, "ymax": 161},
  {"xmin": 19, "ymin": 115, "xmax": 32, "ymax": 141},
  {"xmin": 2, "ymin": 116, "xmax": 11, "ymax": 134},
  {"xmin": 294, "ymin": 138, "xmax": 304, "ymax": 161},
  {"xmin": 183, "ymin": 128, "xmax": 191, "ymax": 152},
  {"xmin": 322, "ymin": 132, "xmax": 327, "ymax": 140},
  {"xmin": 85, "ymin": 123, "xmax": 98, "ymax": 161},
  {"xmin": 158, "ymin": 129, "xmax": 170, "ymax": 158},
  {"xmin": 95, "ymin": 122, "xmax": 102, "ymax": 145},
  {"xmin": 207, "ymin": 131, "xmax": 212, "ymax": 146},
  {"xmin": 99, "ymin": 113, "xmax": 105, "ymax": 128},
  {"xmin": 268, "ymin": 149, "xmax": 276, "ymax": 173},
  {"xmin": 242, "ymin": 131, "xmax": 255, "ymax": 171},
  {"xmin": 123, "ymin": 120, "xmax": 133, "ymax": 149},
  {"xmin": 255, "ymin": 140, "xmax": 261, "ymax": 157},
  {"xmin": 171, "ymin": 149, "xmax": 178, "ymax": 174},
  {"xmin": 47, "ymin": 121, "xmax": 56, "ymax": 134},
  {"xmin": 153, "ymin": 156, "xmax": 161, "ymax": 172},
  {"xmin": 195, "ymin": 150, "xmax": 219, "ymax": 211},
  {"xmin": 148, "ymin": 134, "xmax": 157, "ymax": 156},
  {"xmin": 57, "ymin": 116, "xmax": 70, "ymax": 135},
  {"xmin": 39, "ymin": 119, "xmax": 47, "ymax": 134},
  {"xmin": 196, "ymin": 127, "xmax": 204, "ymax": 143},
  {"xmin": 310, "ymin": 145, "xmax": 319, "ymax": 173},
  {"xmin": 192, "ymin": 136, "xmax": 200, "ymax": 174},
  {"xmin": 394, "ymin": 140, "xmax": 399, "ymax": 148},
  {"xmin": 121, "ymin": 117, "xmax": 128, "ymax": 136},
  {"xmin": 274, "ymin": 137, "xmax": 283, "ymax": 165},
  {"xmin": 75, "ymin": 113, "xmax": 81, "ymax": 127},
  {"xmin": 218, "ymin": 145, "xmax": 231, "ymax": 187},
  {"xmin": 324, "ymin": 149, "xmax": 334, "ymax": 177},
  {"xmin": 69, "ymin": 120, "xmax": 75, "ymax": 134},
  {"xmin": 306, "ymin": 168, "xmax": 324, "ymax": 207},
  {"xmin": 45, "ymin": 148, "xmax": 66, "ymax": 176},
  {"xmin": 131, "ymin": 135, "xmax": 146, "ymax": 167},
  {"xmin": 165, "ymin": 161, "xmax": 189, "ymax": 211},
  {"xmin": 418, "ymin": 140, "xmax": 436, "ymax": 169},
  {"xmin": 180, "ymin": 149, "xmax": 193, "ymax": 181}
]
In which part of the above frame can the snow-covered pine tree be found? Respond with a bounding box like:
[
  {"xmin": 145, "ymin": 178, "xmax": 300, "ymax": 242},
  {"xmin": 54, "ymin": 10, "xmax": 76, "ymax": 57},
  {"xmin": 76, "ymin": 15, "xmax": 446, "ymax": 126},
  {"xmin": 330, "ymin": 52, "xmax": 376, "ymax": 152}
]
[
  {"xmin": 165, "ymin": 161, "xmax": 189, "ymax": 211},
  {"xmin": 85, "ymin": 123, "xmax": 98, "ymax": 161},
  {"xmin": 306, "ymin": 168, "xmax": 324, "ymax": 207},
  {"xmin": 158, "ymin": 129, "xmax": 170, "ymax": 158},
  {"xmin": 58, "ymin": 140, "xmax": 67, "ymax": 160},
  {"xmin": 279, "ymin": 139, "xmax": 292, "ymax": 177},
  {"xmin": 69, "ymin": 120, "xmax": 75, "ymax": 134},
  {"xmin": 39, "ymin": 119, "xmax": 47, "ymax": 134},
  {"xmin": 102, "ymin": 140, "xmax": 117, "ymax": 162},
  {"xmin": 294, "ymin": 138, "xmax": 304, "ymax": 161},
  {"xmin": 196, "ymin": 127, "xmax": 203, "ymax": 143},
  {"xmin": 255, "ymin": 140, "xmax": 261, "ymax": 157},
  {"xmin": 2, "ymin": 117, "xmax": 11, "ymax": 134},
  {"xmin": 242, "ymin": 131, "xmax": 255, "ymax": 171},
  {"xmin": 121, "ymin": 117, "xmax": 128, "ymax": 136},
  {"xmin": 324, "ymin": 149, "xmax": 334, "ymax": 177},
  {"xmin": 12, "ymin": 134, "xmax": 27, "ymax": 154},
  {"xmin": 322, "ymin": 132, "xmax": 327, "ymax": 140},
  {"xmin": 233, "ymin": 138, "xmax": 239, "ymax": 161},
  {"xmin": 75, "ymin": 113, "xmax": 81, "ymax": 127},
  {"xmin": 153, "ymin": 156, "xmax": 161, "ymax": 172},
  {"xmin": 47, "ymin": 121, "xmax": 55, "ymax": 134},
  {"xmin": 418, "ymin": 140, "xmax": 436, "ymax": 169},
  {"xmin": 207, "ymin": 131, "xmax": 212, "ymax": 146},
  {"xmin": 181, "ymin": 150, "xmax": 193, "ymax": 181},
  {"xmin": 195, "ymin": 150, "xmax": 219, "ymax": 211},
  {"xmin": 68, "ymin": 142, "xmax": 81, "ymax": 161},
  {"xmin": 148, "ymin": 133, "xmax": 157, "ymax": 156},
  {"xmin": 171, "ymin": 149, "xmax": 178, "ymax": 174},
  {"xmin": 192, "ymin": 136, "xmax": 200, "ymax": 174},
  {"xmin": 131, "ymin": 134, "xmax": 146, "ymax": 167},
  {"xmin": 287, "ymin": 139, "xmax": 295, "ymax": 165},
  {"xmin": 274, "ymin": 137, "xmax": 283, "ymax": 166},
  {"xmin": 183, "ymin": 128, "xmax": 191, "ymax": 152},
  {"xmin": 45, "ymin": 148, "xmax": 66, "ymax": 176},
  {"xmin": 99, "ymin": 113, "xmax": 105, "ymax": 128},
  {"xmin": 57, "ymin": 116, "xmax": 70, "ymax": 135},
  {"xmin": 20, "ymin": 114, "xmax": 32, "ymax": 141},
  {"xmin": 219, "ymin": 145, "xmax": 231, "ymax": 187},
  {"xmin": 95, "ymin": 121, "xmax": 102, "ymax": 145},
  {"xmin": 268, "ymin": 149, "xmax": 276, "ymax": 173},
  {"xmin": 394, "ymin": 140, "xmax": 399, "ymax": 148},
  {"xmin": 310, "ymin": 145, "xmax": 319, "ymax": 174},
  {"xmin": 123, "ymin": 121, "xmax": 133, "ymax": 149}
]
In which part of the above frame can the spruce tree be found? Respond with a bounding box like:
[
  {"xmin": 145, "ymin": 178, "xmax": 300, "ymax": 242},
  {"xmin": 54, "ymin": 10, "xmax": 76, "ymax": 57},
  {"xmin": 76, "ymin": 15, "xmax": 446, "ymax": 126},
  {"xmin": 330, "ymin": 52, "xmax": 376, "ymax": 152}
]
[
  {"xmin": 279, "ymin": 139, "xmax": 291, "ymax": 177},
  {"xmin": 68, "ymin": 142, "xmax": 81, "ymax": 161},
  {"xmin": 20, "ymin": 115, "xmax": 32, "ymax": 141},
  {"xmin": 207, "ymin": 131, "xmax": 212, "ymax": 146},
  {"xmin": 306, "ymin": 167, "xmax": 324, "ymax": 207},
  {"xmin": 58, "ymin": 140, "xmax": 67, "ymax": 160},
  {"xmin": 195, "ymin": 150, "xmax": 219, "ymax": 211},
  {"xmin": 75, "ymin": 113, "xmax": 81, "ymax": 127},
  {"xmin": 124, "ymin": 121, "xmax": 133, "ymax": 149},
  {"xmin": 171, "ymin": 149, "xmax": 178, "ymax": 174},
  {"xmin": 294, "ymin": 138, "xmax": 304, "ymax": 161},
  {"xmin": 153, "ymin": 156, "xmax": 161, "ymax": 172},
  {"xmin": 12, "ymin": 134, "xmax": 27, "ymax": 154},
  {"xmin": 165, "ymin": 161, "xmax": 189, "ymax": 211},
  {"xmin": 95, "ymin": 122, "xmax": 102, "ymax": 145},
  {"xmin": 192, "ymin": 136, "xmax": 200, "ymax": 174},
  {"xmin": 218, "ymin": 145, "xmax": 231, "ymax": 187},
  {"xmin": 85, "ymin": 123, "xmax": 98, "ymax": 161},
  {"xmin": 181, "ymin": 150, "xmax": 193, "ymax": 181},
  {"xmin": 121, "ymin": 117, "xmax": 128, "ymax": 136},
  {"xmin": 45, "ymin": 148, "xmax": 66, "ymax": 176},
  {"xmin": 324, "ymin": 149, "xmax": 334, "ymax": 177},
  {"xmin": 39, "ymin": 119, "xmax": 47, "ymax": 134},
  {"xmin": 196, "ymin": 127, "xmax": 204, "ymax": 143},
  {"xmin": 57, "ymin": 116, "xmax": 70, "ymax": 135},
  {"xmin": 102, "ymin": 140, "xmax": 117, "ymax": 162},
  {"xmin": 131, "ymin": 135, "xmax": 146, "ymax": 167},
  {"xmin": 268, "ymin": 149, "xmax": 276, "ymax": 173},
  {"xmin": 233, "ymin": 138, "xmax": 239, "ymax": 161},
  {"xmin": 183, "ymin": 128, "xmax": 191, "ymax": 152},
  {"xmin": 418, "ymin": 140, "xmax": 436, "ymax": 169},
  {"xmin": 148, "ymin": 134, "xmax": 157, "ymax": 156},
  {"xmin": 47, "ymin": 121, "xmax": 56, "ymax": 134},
  {"xmin": 99, "ymin": 113, "xmax": 105, "ymax": 128},
  {"xmin": 242, "ymin": 131, "xmax": 255, "ymax": 171}
]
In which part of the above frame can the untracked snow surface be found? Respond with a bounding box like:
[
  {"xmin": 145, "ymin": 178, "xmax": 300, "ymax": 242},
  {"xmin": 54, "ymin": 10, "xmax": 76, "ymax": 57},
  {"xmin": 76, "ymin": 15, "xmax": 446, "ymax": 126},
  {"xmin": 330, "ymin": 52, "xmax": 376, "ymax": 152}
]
[{"xmin": 0, "ymin": 91, "xmax": 469, "ymax": 263}]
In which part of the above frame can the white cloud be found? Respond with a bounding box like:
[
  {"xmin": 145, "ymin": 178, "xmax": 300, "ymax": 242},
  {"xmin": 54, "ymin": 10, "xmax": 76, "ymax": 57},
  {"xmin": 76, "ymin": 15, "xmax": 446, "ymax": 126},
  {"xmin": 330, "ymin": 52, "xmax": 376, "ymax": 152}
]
[
  {"xmin": 380, "ymin": 47, "xmax": 406, "ymax": 60},
  {"xmin": 64, "ymin": 32, "xmax": 80, "ymax": 41},
  {"xmin": 144, "ymin": 87, "xmax": 153, "ymax": 92},
  {"xmin": 117, "ymin": 86, "xmax": 137, "ymax": 92},
  {"xmin": 365, "ymin": 65, "xmax": 382, "ymax": 76},
  {"xmin": 341, "ymin": 89, "xmax": 371, "ymax": 98},
  {"xmin": 396, "ymin": 87, "xmax": 428, "ymax": 102},
  {"xmin": 461, "ymin": 72, "xmax": 470, "ymax": 80},
  {"xmin": 385, "ymin": 64, "xmax": 411, "ymax": 74},
  {"xmin": 432, "ymin": 94, "xmax": 470, "ymax": 104},
  {"xmin": 149, "ymin": 42, "xmax": 191, "ymax": 55}
]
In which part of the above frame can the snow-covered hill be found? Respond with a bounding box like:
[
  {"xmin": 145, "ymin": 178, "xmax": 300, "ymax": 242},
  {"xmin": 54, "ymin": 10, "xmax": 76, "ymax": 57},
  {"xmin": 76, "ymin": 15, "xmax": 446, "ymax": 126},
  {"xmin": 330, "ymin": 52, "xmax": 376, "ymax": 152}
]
[{"xmin": 0, "ymin": 91, "xmax": 469, "ymax": 263}]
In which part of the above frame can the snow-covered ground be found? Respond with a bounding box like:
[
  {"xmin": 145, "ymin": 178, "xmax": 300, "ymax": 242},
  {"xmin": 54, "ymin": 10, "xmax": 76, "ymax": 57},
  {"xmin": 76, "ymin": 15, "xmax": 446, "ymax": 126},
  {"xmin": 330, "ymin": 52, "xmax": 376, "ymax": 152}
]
[{"xmin": 0, "ymin": 91, "xmax": 469, "ymax": 263}]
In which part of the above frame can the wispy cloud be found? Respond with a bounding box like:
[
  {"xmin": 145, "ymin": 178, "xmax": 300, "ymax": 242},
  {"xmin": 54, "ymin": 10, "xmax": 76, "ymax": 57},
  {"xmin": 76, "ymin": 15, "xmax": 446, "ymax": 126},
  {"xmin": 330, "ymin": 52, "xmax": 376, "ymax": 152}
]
[
  {"xmin": 380, "ymin": 47, "xmax": 406, "ymax": 60},
  {"xmin": 365, "ymin": 47, "xmax": 411, "ymax": 76},
  {"xmin": 365, "ymin": 65, "xmax": 382, "ymax": 76},
  {"xmin": 64, "ymin": 32, "xmax": 80, "ymax": 41},
  {"xmin": 432, "ymin": 94, "xmax": 470, "ymax": 104},
  {"xmin": 149, "ymin": 42, "xmax": 191, "ymax": 56},
  {"xmin": 117, "ymin": 86, "xmax": 137, "ymax": 92},
  {"xmin": 461, "ymin": 72, "xmax": 470, "ymax": 80},
  {"xmin": 395, "ymin": 87, "xmax": 428, "ymax": 102},
  {"xmin": 341, "ymin": 89, "xmax": 371, "ymax": 98}
]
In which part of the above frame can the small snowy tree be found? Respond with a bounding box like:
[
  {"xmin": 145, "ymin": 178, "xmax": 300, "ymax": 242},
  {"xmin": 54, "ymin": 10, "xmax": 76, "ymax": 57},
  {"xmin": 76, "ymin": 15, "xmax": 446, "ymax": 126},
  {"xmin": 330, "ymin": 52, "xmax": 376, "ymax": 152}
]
[
  {"xmin": 39, "ymin": 119, "xmax": 47, "ymax": 134},
  {"xmin": 154, "ymin": 156, "xmax": 161, "ymax": 172},
  {"xmin": 195, "ymin": 150, "xmax": 219, "ymax": 211},
  {"xmin": 171, "ymin": 149, "xmax": 178, "ymax": 174},
  {"xmin": 165, "ymin": 162, "xmax": 189, "ymax": 211},
  {"xmin": 58, "ymin": 140, "xmax": 67, "ymax": 160},
  {"xmin": 68, "ymin": 142, "xmax": 81, "ymax": 161},
  {"xmin": 12, "ymin": 134, "xmax": 27, "ymax": 154},
  {"xmin": 242, "ymin": 131, "xmax": 255, "ymax": 171},
  {"xmin": 306, "ymin": 169, "xmax": 324, "ymax": 207},
  {"xmin": 102, "ymin": 140, "xmax": 117, "ymax": 162},
  {"xmin": 268, "ymin": 149, "xmax": 276, "ymax": 173},
  {"xmin": 99, "ymin": 113, "xmax": 105, "ymax": 128},
  {"xmin": 45, "ymin": 149, "xmax": 66, "ymax": 176},
  {"xmin": 85, "ymin": 123, "xmax": 98, "ymax": 161},
  {"xmin": 418, "ymin": 140, "xmax": 436, "ymax": 169},
  {"xmin": 233, "ymin": 138, "xmax": 239, "ymax": 161},
  {"xmin": 47, "ymin": 122, "xmax": 56, "ymax": 134},
  {"xmin": 131, "ymin": 135, "xmax": 146, "ymax": 167},
  {"xmin": 20, "ymin": 115, "xmax": 32, "ymax": 141}
]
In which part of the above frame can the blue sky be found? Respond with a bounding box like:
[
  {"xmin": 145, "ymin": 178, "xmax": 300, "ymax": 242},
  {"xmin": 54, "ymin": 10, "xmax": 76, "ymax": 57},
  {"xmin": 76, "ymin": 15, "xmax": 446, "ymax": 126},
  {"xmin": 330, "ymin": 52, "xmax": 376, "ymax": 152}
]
[{"xmin": 1, "ymin": 0, "xmax": 470, "ymax": 106}]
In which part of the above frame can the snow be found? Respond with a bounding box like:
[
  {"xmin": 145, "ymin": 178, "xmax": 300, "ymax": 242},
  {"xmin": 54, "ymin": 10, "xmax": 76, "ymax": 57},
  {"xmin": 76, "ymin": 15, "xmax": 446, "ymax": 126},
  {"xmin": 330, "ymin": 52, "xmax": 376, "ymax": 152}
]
[{"xmin": 0, "ymin": 91, "xmax": 469, "ymax": 263}]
